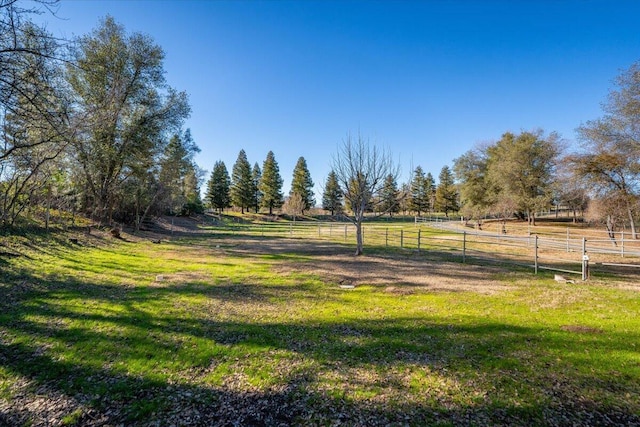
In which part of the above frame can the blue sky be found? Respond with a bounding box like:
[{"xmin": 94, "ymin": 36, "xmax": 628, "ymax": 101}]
[{"xmin": 39, "ymin": 0, "xmax": 640, "ymax": 199}]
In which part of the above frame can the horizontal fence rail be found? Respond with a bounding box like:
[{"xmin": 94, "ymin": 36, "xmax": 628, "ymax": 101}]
[{"xmin": 204, "ymin": 219, "xmax": 639, "ymax": 280}]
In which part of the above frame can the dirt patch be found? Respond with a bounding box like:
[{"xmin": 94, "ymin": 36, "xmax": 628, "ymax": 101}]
[
  {"xmin": 560, "ymin": 325, "xmax": 604, "ymax": 334},
  {"xmin": 383, "ymin": 286, "xmax": 415, "ymax": 296},
  {"xmin": 225, "ymin": 238, "xmax": 512, "ymax": 295}
]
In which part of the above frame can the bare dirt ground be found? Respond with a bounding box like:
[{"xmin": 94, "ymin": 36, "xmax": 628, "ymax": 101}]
[
  {"xmin": 224, "ymin": 237, "xmax": 512, "ymax": 295},
  {"xmin": 135, "ymin": 216, "xmax": 638, "ymax": 292}
]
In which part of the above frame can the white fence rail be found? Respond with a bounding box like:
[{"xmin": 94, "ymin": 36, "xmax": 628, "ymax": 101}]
[{"xmin": 209, "ymin": 220, "xmax": 640, "ymax": 280}]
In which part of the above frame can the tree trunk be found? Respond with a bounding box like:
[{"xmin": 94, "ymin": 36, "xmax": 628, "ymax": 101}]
[
  {"xmin": 627, "ymin": 205, "xmax": 637, "ymax": 239},
  {"xmin": 606, "ymin": 215, "xmax": 617, "ymax": 246},
  {"xmin": 355, "ymin": 222, "xmax": 363, "ymax": 256}
]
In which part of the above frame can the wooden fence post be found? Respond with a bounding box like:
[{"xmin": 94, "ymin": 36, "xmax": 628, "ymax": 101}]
[
  {"xmin": 582, "ymin": 238, "xmax": 589, "ymax": 281},
  {"xmin": 463, "ymin": 231, "xmax": 466, "ymax": 263},
  {"xmin": 534, "ymin": 235, "xmax": 538, "ymax": 274}
]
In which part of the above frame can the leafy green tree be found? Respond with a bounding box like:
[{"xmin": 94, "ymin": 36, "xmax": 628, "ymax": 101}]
[
  {"xmin": 434, "ymin": 165, "xmax": 459, "ymax": 217},
  {"xmin": 379, "ymin": 174, "xmax": 400, "ymax": 217},
  {"xmin": 290, "ymin": 156, "xmax": 315, "ymax": 213},
  {"xmin": 259, "ymin": 151, "xmax": 284, "ymax": 215},
  {"xmin": 486, "ymin": 130, "xmax": 560, "ymax": 225},
  {"xmin": 409, "ymin": 166, "xmax": 430, "ymax": 216},
  {"xmin": 230, "ymin": 149, "xmax": 253, "ymax": 213},
  {"xmin": 322, "ymin": 170, "xmax": 343, "ymax": 216},
  {"xmin": 453, "ymin": 149, "xmax": 491, "ymax": 227},
  {"xmin": 67, "ymin": 16, "xmax": 190, "ymax": 224},
  {"xmin": 205, "ymin": 161, "xmax": 231, "ymax": 213}
]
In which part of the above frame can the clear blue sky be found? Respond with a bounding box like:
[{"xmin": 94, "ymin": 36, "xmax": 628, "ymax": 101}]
[{"xmin": 38, "ymin": 0, "xmax": 640, "ymax": 199}]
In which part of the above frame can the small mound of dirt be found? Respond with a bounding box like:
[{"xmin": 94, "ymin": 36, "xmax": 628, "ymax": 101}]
[
  {"xmin": 383, "ymin": 286, "xmax": 415, "ymax": 296},
  {"xmin": 560, "ymin": 325, "xmax": 603, "ymax": 334}
]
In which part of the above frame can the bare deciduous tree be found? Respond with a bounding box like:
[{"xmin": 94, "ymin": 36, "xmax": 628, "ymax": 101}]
[
  {"xmin": 282, "ymin": 192, "xmax": 304, "ymax": 223},
  {"xmin": 331, "ymin": 132, "xmax": 399, "ymax": 256}
]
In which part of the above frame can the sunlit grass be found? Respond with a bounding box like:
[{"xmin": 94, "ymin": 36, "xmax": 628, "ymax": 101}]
[{"xmin": 0, "ymin": 228, "xmax": 639, "ymax": 425}]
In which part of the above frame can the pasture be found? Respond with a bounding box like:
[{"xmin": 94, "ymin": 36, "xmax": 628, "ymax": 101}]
[{"xmin": 0, "ymin": 219, "xmax": 639, "ymax": 426}]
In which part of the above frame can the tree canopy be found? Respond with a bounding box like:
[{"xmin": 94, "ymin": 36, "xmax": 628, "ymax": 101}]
[
  {"xmin": 67, "ymin": 16, "xmax": 190, "ymax": 224},
  {"xmin": 290, "ymin": 157, "xmax": 315, "ymax": 213},
  {"xmin": 205, "ymin": 161, "xmax": 231, "ymax": 213},
  {"xmin": 322, "ymin": 170, "xmax": 343, "ymax": 216},
  {"xmin": 259, "ymin": 151, "xmax": 283, "ymax": 215},
  {"xmin": 230, "ymin": 149, "xmax": 253, "ymax": 214}
]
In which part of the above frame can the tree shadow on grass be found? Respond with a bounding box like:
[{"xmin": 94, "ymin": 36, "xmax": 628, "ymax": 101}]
[{"xmin": 1, "ymin": 267, "xmax": 639, "ymax": 426}]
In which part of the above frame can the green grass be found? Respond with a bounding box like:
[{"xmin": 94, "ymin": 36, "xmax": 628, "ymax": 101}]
[{"xmin": 0, "ymin": 228, "xmax": 639, "ymax": 425}]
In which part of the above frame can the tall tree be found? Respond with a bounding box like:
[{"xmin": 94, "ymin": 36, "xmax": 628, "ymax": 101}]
[
  {"xmin": 251, "ymin": 162, "xmax": 262, "ymax": 213},
  {"xmin": 322, "ymin": 170, "xmax": 343, "ymax": 216},
  {"xmin": 205, "ymin": 161, "xmax": 231, "ymax": 213},
  {"xmin": 486, "ymin": 130, "xmax": 561, "ymax": 225},
  {"xmin": 425, "ymin": 172, "xmax": 436, "ymax": 213},
  {"xmin": 453, "ymin": 148, "xmax": 491, "ymax": 227},
  {"xmin": 409, "ymin": 166, "xmax": 429, "ymax": 216},
  {"xmin": 181, "ymin": 165, "xmax": 205, "ymax": 216},
  {"xmin": 1, "ymin": 1, "xmax": 67, "ymax": 164},
  {"xmin": 1, "ymin": 21, "xmax": 70, "ymax": 225},
  {"xmin": 67, "ymin": 16, "xmax": 190, "ymax": 224},
  {"xmin": 259, "ymin": 151, "xmax": 283, "ymax": 215},
  {"xmin": 570, "ymin": 61, "xmax": 640, "ymax": 238},
  {"xmin": 290, "ymin": 156, "xmax": 315, "ymax": 213},
  {"xmin": 158, "ymin": 129, "xmax": 200, "ymax": 215},
  {"xmin": 331, "ymin": 132, "xmax": 399, "ymax": 255},
  {"xmin": 230, "ymin": 149, "xmax": 253, "ymax": 213},
  {"xmin": 434, "ymin": 165, "xmax": 459, "ymax": 217},
  {"xmin": 379, "ymin": 174, "xmax": 400, "ymax": 217}
]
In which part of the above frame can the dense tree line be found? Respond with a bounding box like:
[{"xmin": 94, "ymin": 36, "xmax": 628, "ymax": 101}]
[
  {"xmin": 4, "ymin": 1, "xmax": 639, "ymax": 241},
  {"xmin": 1, "ymin": 3, "xmax": 202, "ymax": 228}
]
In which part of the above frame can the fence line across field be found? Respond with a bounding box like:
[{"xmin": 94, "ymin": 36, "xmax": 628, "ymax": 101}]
[{"xmin": 209, "ymin": 219, "xmax": 639, "ymax": 280}]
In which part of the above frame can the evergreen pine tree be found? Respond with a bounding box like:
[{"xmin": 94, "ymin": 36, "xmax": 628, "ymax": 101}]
[
  {"xmin": 409, "ymin": 166, "xmax": 429, "ymax": 216},
  {"xmin": 230, "ymin": 149, "xmax": 253, "ymax": 213},
  {"xmin": 322, "ymin": 170, "xmax": 343, "ymax": 216},
  {"xmin": 425, "ymin": 172, "xmax": 436, "ymax": 213},
  {"xmin": 290, "ymin": 156, "xmax": 315, "ymax": 213},
  {"xmin": 380, "ymin": 174, "xmax": 400, "ymax": 216},
  {"xmin": 159, "ymin": 129, "xmax": 201, "ymax": 215},
  {"xmin": 258, "ymin": 151, "xmax": 283, "ymax": 215},
  {"xmin": 251, "ymin": 162, "xmax": 262, "ymax": 213},
  {"xmin": 435, "ymin": 165, "xmax": 459, "ymax": 217},
  {"xmin": 205, "ymin": 161, "xmax": 230, "ymax": 213}
]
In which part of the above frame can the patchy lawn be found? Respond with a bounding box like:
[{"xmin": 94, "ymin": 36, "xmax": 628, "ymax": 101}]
[{"xmin": 0, "ymin": 226, "xmax": 639, "ymax": 426}]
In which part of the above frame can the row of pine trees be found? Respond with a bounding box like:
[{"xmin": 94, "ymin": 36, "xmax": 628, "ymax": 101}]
[
  {"xmin": 204, "ymin": 149, "xmax": 458, "ymax": 218},
  {"xmin": 205, "ymin": 150, "xmax": 315, "ymax": 216}
]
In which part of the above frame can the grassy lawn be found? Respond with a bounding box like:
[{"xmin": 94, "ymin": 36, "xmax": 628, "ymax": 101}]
[{"xmin": 0, "ymin": 225, "xmax": 639, "ymax": 426}]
